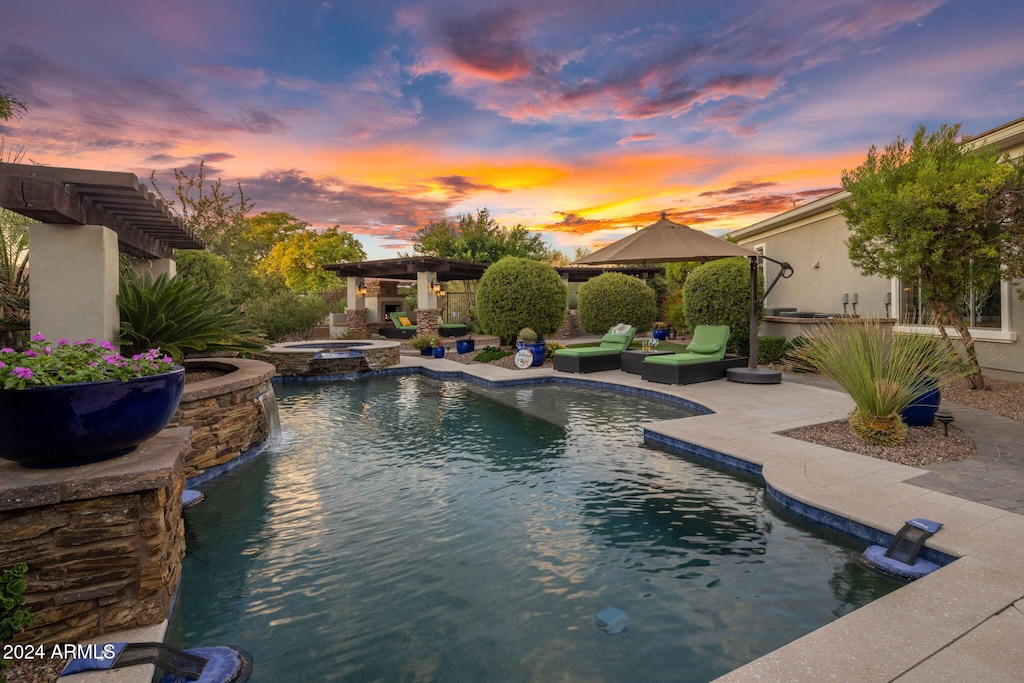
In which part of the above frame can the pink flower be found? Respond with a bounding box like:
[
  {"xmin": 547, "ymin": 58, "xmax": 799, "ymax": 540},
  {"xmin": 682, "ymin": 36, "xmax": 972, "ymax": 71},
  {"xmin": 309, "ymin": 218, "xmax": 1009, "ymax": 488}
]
[
  {"xmin": 13, "ymin": 367, "xmax": 32, "ymax": 379},
  {"xmin": 162, "ymin": 356, "xmax": 173, "ymax": 364},
  {"xmin": 0, "ymin": 361, "xmax": 5, "ymax": 370},
  {"xmin": 24, "ymin": 350, "xmax": 38, "ymax": 358},
  {"xmin": 100, "ymin": 340, "xmax": 116, "ymax": 351},
  {"xmin": 43, "ymin": 346, "xmax": 54, "ymax": 356},
  {"xmin": 57, "ymin": 339, "xmax": 69, "ymax": 346},
  {"xmin": 0, "ymin": 347, "xmax": 12, "ymax": 354},
  {"xmin": 31, "ymin": 333, "xmax": 46, "ymax": 342}
]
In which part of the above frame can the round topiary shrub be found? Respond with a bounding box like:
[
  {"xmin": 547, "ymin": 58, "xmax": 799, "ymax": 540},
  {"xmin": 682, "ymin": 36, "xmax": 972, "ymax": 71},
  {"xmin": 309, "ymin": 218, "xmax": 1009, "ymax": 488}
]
[
  {"xmin": 476, "ymin": 257, "xmax": 567, "ymax": 344},
  {"xmin": 577, "ymin": 272, "xmax": 657, "ymax": 334},
  {"xmin": 682, "ymin": 257, "xmax": 762, "ymax": 355}
]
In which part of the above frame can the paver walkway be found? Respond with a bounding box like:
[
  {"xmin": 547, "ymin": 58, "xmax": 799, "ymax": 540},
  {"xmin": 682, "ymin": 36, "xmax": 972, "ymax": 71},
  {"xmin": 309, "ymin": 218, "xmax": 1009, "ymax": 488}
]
[{"xmin": 783, "ymin": 372, "xmax": 1024, "ymax": 515}]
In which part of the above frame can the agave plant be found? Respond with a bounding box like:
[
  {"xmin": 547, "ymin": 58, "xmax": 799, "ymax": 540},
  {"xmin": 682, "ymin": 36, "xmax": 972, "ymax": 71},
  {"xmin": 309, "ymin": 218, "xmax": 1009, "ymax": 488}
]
[
  {"xmin": 118, "ymin": 272, "xmax": 265, "ymax": 362},
  {"xmin": 788, "ymin": 319, "xmax": 964, "ymax": 445}
]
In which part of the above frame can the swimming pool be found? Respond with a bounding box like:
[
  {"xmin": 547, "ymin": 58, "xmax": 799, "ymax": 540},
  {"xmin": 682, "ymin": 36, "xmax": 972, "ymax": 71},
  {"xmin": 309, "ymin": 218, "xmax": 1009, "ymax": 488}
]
[{"xmin": 167, "ymin": 376, "xmax": 897, "ymax": 682}]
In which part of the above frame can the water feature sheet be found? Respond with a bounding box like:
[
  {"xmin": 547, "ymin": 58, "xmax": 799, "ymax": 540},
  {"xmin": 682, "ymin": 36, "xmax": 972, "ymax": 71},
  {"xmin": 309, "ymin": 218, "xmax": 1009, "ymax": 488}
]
[{"xmin": 167, "ymin": 376, "xmax": 897, "ymax": 682}]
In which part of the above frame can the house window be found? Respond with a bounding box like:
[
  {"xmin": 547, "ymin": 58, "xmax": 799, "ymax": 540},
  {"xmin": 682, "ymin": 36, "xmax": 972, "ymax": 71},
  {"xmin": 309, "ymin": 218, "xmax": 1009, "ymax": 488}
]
[{"xmin": 899, "ymin": 278, "xmax": 1002, "ymax": 329}]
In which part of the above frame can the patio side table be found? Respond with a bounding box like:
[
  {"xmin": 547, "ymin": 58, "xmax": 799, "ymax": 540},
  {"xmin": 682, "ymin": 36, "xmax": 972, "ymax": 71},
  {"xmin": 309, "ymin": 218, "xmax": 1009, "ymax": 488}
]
[{"xmin": 619, "ymin": 349, "xmax": 674, "ymax": 375}]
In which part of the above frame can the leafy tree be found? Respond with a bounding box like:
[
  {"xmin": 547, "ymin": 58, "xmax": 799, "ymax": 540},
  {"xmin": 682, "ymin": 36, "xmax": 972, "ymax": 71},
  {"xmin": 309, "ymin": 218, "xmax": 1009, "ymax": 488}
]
[
  {"xmin": 412, "ymin": 209, "xmax": 548, "ymax": 263},
  {"xmin": 259, "ymin": 227, "xmax": 366, "ymax": 292},
  {"xmin": 152, "ymin": 161, "xmax": 253, "ymax": 256},
  {"xmin": 175, "ymin": 250, "xmax": 231, "ymax": 296},
  {"xmin": 0, "ymin": 84, "xmax": 27, "ymax": 121},
  {"xmin": 839, "ymin": 123, "xmax": 1024, "ymax": 389}
]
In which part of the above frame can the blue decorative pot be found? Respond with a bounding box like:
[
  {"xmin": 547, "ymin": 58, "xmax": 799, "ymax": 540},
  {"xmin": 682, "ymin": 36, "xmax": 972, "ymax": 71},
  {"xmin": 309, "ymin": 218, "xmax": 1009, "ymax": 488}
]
[
  {"xmin": 900, "ymin": 379, "xmax": 941, "ymax": 427},
  {"xmin": 652, "ymin": 329, "xmax": 668, "ymax": 341},
  {"xmin": 433, "ymin": 346, "xmax": 446, "ymax": 358},
  {"xmin": 420, "ymin": 348, "xmax": 433, "ymax": 357},
  {"xmin": 0, "ymin": 367, "xmax": 185, "ymax": 468},
  {"xmin": 456, "ymin": 339, "xmax": 475, "ymax": 354},
  {"xmin": 516, "ymin": 341, "xmax": 546, "ymax": 367}
]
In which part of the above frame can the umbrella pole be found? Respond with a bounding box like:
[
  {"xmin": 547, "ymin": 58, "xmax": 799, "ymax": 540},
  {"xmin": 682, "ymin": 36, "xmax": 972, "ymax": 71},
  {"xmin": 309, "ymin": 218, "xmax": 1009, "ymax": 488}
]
[{"xmin": 726, "ymin": 255, "xmax": 782, "ymax": 384}]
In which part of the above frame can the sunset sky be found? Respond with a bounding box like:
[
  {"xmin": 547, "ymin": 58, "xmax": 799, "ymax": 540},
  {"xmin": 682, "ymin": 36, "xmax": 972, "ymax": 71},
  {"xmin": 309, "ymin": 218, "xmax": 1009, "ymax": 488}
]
[{"xmin": 1, "ymin": 0, "xmax": 1022, "ymax": 259}]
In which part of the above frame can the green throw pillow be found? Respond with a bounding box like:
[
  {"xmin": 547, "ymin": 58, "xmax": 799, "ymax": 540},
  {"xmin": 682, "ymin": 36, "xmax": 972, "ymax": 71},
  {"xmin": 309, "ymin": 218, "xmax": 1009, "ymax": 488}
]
[{"xmin": 687, "ymin": 342, "xmax": 721, "ymax": 354}]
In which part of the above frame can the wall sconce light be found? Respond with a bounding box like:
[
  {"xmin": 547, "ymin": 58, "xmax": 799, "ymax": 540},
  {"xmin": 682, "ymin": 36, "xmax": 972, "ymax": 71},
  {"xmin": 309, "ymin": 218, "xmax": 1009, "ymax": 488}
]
[
  {"xmin": 355, "ymin": 284, "xmax": 368, "ymax": 297},
  {"xmin": 430, "ymin": 279, "xmax": 446, "ymax": 296}
]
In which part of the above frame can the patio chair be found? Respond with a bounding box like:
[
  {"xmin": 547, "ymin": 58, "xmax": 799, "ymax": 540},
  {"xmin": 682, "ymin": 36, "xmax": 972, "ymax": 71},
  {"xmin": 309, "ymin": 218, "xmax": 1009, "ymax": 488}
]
[
  {"xmin": 552, "ymin": 324, "xmax": 636, "ymax": 373},
  {"xmin": 641, "ymin": 325, "xmax": 746, "ymax": 384},
  {"xmin": 380, "ymin": 311, "xmax": 418, "ymax": 339}
]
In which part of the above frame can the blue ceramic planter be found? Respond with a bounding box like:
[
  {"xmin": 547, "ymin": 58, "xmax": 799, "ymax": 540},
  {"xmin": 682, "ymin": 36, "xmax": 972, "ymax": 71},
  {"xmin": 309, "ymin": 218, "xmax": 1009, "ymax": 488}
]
[
  {"xmin": 516, "ymin": 341, "xmax": 546, "ymax": 367},
  {"xmin": 456, "ymin": 339, "xmax": 475, "ymax": 354},
  {"xmin": 652, "ymin": 329, "xmax": 668, "ymax": 341},
  {"xmin": 900, "ymin": 379, "xmax": 941, "ymax": 427},
  {"xmin": 433, "ymin": 346, "xmax": 446, "ymax": 358},
  {"xmin": 420, "ymin": 348, "xmax": 433, "ymax": 357},
  {"xmin": 0, "ymin": 367, "xmax": 185, "ymax": 467}
]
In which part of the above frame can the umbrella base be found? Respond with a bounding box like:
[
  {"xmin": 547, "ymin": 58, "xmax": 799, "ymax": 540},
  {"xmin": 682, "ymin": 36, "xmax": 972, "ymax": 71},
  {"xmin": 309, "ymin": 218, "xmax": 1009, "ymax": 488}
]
[{"xmin": 726, "ymin": 367, "xmax": 782, "ymax": 384}]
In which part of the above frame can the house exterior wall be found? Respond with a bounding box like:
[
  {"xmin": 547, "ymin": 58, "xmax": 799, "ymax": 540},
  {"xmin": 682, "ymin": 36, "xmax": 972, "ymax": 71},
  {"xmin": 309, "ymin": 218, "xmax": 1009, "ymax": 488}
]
[
  {"xmin": 756, "ymin": 210, "xmax": 892, "ymax": 318},
  {"xmin": 732, "ymin": 115, "xmax": 1024, "ymax": 381}
]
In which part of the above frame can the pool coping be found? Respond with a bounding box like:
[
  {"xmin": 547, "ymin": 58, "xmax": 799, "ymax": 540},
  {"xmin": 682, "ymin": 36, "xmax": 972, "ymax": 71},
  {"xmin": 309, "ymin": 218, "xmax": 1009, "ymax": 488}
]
[{"xmin": 78, "ymin": 354, "xmax": 1024, "ymax": 682}]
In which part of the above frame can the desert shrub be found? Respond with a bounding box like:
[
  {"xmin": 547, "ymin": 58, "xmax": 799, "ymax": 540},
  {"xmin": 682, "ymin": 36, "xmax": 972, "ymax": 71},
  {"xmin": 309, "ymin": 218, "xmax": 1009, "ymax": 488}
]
[
  {"xmin": 757, "ymin": 336, "xmax": 788, "ymax": 365},
  {"xmin": 683, "ymin": 258, "xmax": 762, "ymax": 355},
  {"xmin": 243, "ymin": 289, "xmax": 329, "ymax": 342},
  {"xmin": 476, "ymin": 257, "xmax": 566, "ymax": 344},
  {"xmin": 783, "ymin": 336, "xmax": 812, "ymax": 370},
  {"xmin": 410, "ymin": 333, "xmax": 440, "ymax": 350},
  {"xmin": 577, "ymin": 272, "xmax": 657, "ymax": 334},
  {"xmin": 545, "ymin": 341, "xmax": 565, "ymax": 360},
  {"xmin": 119, "ymin": 272, "xmax": 266, "ymax": 361},
  {"xmin": 788, "ymin": 320, "xmax": 964, "ymax": 445}
]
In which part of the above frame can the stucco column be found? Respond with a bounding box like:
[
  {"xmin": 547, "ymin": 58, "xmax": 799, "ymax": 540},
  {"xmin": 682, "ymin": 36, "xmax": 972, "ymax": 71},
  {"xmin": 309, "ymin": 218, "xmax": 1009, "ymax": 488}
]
[
  {"xmin": 28, "ymin": 223, "xmax": 119, "ymax": 343},
  {"xmin": 416, "ymin": 271, "xmax": 439, "ymax": 310},
  {"xmin": 131, "ymin": 256, "xmax": 176, "ymax": 279}
]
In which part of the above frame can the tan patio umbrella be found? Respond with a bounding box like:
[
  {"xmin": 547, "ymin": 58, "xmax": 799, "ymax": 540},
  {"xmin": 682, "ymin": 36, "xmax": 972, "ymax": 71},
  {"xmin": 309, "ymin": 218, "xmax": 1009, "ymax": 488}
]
[{"xmin": 574, "ymin": 213, "xmax": 788, "ymax": 383}]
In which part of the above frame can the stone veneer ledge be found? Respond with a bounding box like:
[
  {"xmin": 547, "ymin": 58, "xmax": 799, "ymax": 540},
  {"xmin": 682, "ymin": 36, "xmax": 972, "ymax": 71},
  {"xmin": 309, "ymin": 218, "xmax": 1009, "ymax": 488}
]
[{"xmin": 0, "ymin": 428, "xmax": 190, "ymax": 644}]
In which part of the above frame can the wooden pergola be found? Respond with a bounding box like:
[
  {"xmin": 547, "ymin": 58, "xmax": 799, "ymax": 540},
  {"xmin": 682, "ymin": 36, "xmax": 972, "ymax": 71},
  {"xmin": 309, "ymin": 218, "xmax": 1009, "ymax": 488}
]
[{"xmin": 0, "ymin": 164, "xmax": 204, "ymax": 342}]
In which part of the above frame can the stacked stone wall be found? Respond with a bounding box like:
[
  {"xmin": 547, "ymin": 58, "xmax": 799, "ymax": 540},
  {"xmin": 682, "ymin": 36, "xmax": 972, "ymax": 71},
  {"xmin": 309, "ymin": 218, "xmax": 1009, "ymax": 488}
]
[
  {"xmin": 0, "ymin": 430, "xmax": 189, "ymax": 645},
  {"xmin": 168, "ymin": 380, "xmax": 272, "ymax": 478}
]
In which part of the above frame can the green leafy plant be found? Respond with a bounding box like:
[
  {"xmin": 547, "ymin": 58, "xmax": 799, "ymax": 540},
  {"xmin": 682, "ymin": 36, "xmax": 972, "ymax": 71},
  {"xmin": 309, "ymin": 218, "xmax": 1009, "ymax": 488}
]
[
  {"xmin": 410, "ymin": 334, "xmax": 440, "ymax": 350},
  {"xmin": 118, "ymin": 273, "xmax": 265, "ymax": 361},
  {"xmin": 1, "ymin": 562, "xmax": 34, "ymax": 683},
  {"xmin": 1, "ymin": 335, "xmax": 176, "ymax": 390},
  {"xmin": 788, "ymin": 320, "xmax": 963, "ymax": 445},
  {"xmin": 243, "ymin": 289, "xmax": 329, "ymax": 342},
  {"xmin": 476, "ymin": 257, "xmax": 566, "ymax": 344},
  {"xmin": 577, "ymin": 272, "xmax": 656, "ymax": 334},
  {"xmin": 0, "ymin": 209, "xmax": 30, "ymax": 346},
  {"xmin": 757, "ymin": 336, "xmax": 788, "ymax": 365},
  {"xmin": 683, "ymin": 258, "xmax": 762, "ymax": 355},
  {"xmin": 473, "ymin": 346, "xmax": 512, "ymax": 363}
]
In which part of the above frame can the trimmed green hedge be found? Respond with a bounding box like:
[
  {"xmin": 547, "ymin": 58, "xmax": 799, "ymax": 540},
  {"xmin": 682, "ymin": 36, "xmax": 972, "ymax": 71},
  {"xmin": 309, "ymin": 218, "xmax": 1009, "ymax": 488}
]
[
  {"xmin": 476, "ymin": 257, "xmax": 567, "ymax": 343},
  {"xmin": 577, "ymin": 272, "xmax": 657, "ymax": 334},
  {"xmin": 682, "ymin": 257, "xmax": 762, "ymax": 355},
  {"xmin": 757, "ymin": 335, "xmax": 788, "ymax": 365}
]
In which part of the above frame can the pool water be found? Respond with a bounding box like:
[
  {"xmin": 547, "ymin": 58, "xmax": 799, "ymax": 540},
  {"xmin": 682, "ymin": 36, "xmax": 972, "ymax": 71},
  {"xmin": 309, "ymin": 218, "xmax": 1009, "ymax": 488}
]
[{"xmin": 167, "ymin": 376, "xmax": 897, "ymax": 682}]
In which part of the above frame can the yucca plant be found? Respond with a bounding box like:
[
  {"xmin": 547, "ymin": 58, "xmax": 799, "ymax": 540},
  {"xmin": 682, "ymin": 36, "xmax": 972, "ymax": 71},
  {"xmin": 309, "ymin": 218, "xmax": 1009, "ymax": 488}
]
[
  {"xmin": 118, "ymin": 272, "xmax": 265, "ymax": 362},
  {"xmin": 788, "ymin": 320, "xmax": 964, "ymax": 445}
]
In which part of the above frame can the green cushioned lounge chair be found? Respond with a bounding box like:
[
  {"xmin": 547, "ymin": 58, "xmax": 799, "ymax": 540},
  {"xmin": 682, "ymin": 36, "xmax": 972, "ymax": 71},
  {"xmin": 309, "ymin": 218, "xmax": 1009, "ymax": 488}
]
[
  {"xmin": 553, "ymin": 324, "xmax": 636, "ymax": 373},
  {"xmin": 641, "ymin": 325, "xmax": 746, "ymax": 384},
  {"xmin": 381, "ymin": 311, "xmax": 418, "ymax": 339}
]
